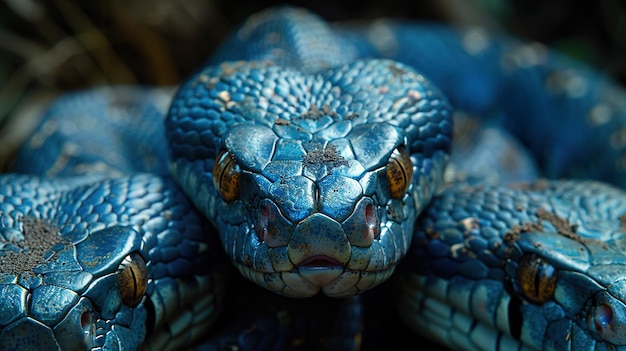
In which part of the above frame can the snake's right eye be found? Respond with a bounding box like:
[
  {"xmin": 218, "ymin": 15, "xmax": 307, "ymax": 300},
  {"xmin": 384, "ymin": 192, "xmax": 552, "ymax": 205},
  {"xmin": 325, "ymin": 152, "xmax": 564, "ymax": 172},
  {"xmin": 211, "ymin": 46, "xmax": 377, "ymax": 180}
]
[
  {"xmin": 213, "ymin": 150, "xmax": 241, "ymax": 202},
  {"xmin": 386, "ymin": 147, "xmax": 413, "ymax": 199},
  {"xmin": 516, "ymin": 254, "xmax": 557, "ymax": 304},
  {"xmin": 117, "ymin": 253, "xmax": 148, "ymax": 307}
]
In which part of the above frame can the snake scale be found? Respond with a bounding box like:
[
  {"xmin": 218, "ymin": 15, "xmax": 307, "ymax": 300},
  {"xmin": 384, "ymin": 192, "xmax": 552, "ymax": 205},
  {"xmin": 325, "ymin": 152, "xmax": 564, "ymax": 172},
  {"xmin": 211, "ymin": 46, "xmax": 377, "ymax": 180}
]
[{"xmin": 2, "ymin": 6, "xmax": 626, "ymax": 351}]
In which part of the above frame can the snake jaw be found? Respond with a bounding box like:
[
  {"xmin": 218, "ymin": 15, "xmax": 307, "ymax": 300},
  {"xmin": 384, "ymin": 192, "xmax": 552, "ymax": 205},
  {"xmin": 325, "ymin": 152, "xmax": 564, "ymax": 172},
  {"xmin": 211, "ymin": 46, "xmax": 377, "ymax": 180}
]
[
  {"xmin": 295, "ymin": 255, "xmax": 345, "ymax": 287},
  {"xmin": 298, "ymin": 265, "xmax": 345, "ymax": 287}
]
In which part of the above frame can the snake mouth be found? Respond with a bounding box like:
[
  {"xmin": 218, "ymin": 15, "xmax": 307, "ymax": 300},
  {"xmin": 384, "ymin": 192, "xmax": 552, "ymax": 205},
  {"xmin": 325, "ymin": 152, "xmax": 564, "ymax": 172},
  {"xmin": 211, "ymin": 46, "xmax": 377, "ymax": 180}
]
[
  {"xmin": 296, "ymin": 256, "xmax": 345, "ymax": 289},
  {"xmin": 297, "ymin": 255, "xmax": 343, "ymax": 268}
]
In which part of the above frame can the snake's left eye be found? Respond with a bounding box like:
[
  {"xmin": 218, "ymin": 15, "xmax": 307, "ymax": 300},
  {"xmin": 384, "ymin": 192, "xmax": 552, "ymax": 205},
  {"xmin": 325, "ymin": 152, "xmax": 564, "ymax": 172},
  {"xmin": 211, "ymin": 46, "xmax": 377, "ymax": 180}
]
[
  {"xmin": 213, "ymin": 150, "xmax": 241, "ymax": 202},
  {"xmin": 516, "ymin": 254, "xmax": 557, "ymax": 304},
  {"xmin": 117, "ymin": 253, "xmax": 148, "ymax": 306},
  {"xmin": 386, "ymin": 147, "xmax": 413, "ymax": 199}
]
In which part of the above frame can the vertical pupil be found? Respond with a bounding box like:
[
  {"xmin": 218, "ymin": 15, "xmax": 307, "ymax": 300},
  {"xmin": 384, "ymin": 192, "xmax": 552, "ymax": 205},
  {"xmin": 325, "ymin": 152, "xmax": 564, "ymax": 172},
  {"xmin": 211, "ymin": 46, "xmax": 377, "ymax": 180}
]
[
  {"xmin": 386, "ymin": 147, "xmax": 413, "ymax": 199},
  {"xmin": 516, "ymin": 254, "xmax": 557, "ymax": 303},
  {"xmin": 213, "ymin": 150, "xmax": 241, "ymax": 202},
  {"xmin": 118, "ymin": 253, "xmax": 148, "ymax": 306}
]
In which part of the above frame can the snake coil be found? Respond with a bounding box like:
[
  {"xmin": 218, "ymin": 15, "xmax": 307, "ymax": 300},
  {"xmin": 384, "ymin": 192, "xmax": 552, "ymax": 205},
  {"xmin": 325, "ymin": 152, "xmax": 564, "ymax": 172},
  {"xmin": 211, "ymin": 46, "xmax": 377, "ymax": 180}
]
[{"xmin": 2, "ymin": 6, "xmax": 626, "ymax": 351}]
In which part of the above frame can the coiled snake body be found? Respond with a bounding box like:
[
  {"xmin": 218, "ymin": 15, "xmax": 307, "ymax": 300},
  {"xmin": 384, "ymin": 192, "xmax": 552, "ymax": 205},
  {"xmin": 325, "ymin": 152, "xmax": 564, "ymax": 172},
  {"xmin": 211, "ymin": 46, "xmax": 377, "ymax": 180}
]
[{"xmin": 2, "ymin": 6, "xmax": 626, "ymax": 351}]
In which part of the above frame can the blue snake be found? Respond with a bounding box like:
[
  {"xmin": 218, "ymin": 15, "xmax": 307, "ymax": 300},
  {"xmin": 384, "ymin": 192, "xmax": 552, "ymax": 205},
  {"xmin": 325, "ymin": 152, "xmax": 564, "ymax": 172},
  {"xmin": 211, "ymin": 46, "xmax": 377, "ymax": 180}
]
[{"xmin": 2, "ymin": 6, "xmax": 626, "ymax": 351}]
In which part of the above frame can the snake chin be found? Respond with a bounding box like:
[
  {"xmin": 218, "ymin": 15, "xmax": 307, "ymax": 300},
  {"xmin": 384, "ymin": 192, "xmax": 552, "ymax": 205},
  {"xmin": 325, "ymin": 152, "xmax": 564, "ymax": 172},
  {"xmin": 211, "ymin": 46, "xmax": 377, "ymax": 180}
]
[{"xmin": 234, "ymin": 262, "xmax": 396, "ymax": 298}]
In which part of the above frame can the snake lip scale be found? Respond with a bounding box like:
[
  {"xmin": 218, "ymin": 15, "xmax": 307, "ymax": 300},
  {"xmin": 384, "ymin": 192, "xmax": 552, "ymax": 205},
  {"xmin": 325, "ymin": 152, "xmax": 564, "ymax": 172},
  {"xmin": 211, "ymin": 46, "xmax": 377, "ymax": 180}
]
[
  {"xmin": 297, "ymin": 254, "xmax": 343, "ymax": 267},
  {"xmin": 3, "ymin": 5, "xmax": 626, "ymax": 351}
]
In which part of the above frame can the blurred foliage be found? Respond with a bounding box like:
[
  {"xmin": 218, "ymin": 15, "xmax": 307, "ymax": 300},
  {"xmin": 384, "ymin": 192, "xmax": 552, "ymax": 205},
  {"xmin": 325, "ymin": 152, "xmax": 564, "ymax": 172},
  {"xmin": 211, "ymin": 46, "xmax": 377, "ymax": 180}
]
[{"xmin": 0, "ymin": 0, "xmax": 624, "ymax": 170}]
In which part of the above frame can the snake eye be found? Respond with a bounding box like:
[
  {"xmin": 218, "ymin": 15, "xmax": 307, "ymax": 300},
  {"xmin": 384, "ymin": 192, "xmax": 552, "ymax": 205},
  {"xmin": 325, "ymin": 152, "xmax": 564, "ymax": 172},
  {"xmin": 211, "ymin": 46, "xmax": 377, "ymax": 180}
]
[
  {"xmin": 213, "ymin": 150, "xmax": 241, "ymax": 202},
  {"xmin": 386, "ymin": 147, "xmax": 413, "ymax": 199},
  {"xmin": 117, "ymin": 253, "xmax": 148, "ymax": 307},
  {"xmin": 516, "ymin": 254, "xmax": 557, "ymax": 304}
]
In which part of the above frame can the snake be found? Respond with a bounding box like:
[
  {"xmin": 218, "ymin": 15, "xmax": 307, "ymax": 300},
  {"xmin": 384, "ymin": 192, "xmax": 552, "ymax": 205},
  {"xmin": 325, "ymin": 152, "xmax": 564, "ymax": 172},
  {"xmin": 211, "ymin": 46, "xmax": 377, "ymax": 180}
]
[{"xmin": 2, "ymin": 5, "xmax": 626, "ymax": 351}]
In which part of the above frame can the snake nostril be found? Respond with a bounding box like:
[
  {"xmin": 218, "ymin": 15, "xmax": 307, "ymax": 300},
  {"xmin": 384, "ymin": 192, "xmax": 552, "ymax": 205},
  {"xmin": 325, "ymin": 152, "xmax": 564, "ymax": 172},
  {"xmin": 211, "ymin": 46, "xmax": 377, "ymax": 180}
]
[
  {"xmin": 253, "ymin": 199, "xmax": 294, "ymax": 248},
  {"xmin": 255, "ymin": 202, "xmax": 270, "ymax": 243},
  {"xmin": 365, "ymin": 203, "xmax": 380, "ymax": 240},
  {"xmin": 594, "ymin": 303, "xmax": 614, "ymax": 333},
  {"xmin": 80, "ymin": 310, "xmax": 92, "ymax": 333},
  {"xmin": 586, "ymin": 291, "xmax": 626, "ymax": 345}
]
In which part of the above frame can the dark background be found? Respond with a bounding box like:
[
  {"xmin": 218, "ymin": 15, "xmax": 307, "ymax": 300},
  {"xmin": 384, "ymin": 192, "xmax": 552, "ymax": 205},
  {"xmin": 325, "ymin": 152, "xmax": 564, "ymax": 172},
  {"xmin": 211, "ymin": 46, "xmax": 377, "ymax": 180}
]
[{"xmin": 0, "ymin": 0, "xmax": 624, "ymax": 171}]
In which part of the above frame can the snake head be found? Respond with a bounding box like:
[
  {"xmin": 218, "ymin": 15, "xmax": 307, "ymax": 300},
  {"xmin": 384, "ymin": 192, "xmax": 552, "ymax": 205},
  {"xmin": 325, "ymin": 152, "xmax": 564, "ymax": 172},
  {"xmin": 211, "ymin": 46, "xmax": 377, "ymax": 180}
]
[
  {"xmin": 0, "ymin": 175, "xmax": 225, "ymax": 350},
  {"xmin": 397, "ymin": 180, "xmax": 626, "ymax": 350},
  {"xmin": 508, "ymin": 229, "xmax": 626, "ymax": 348},
  {"xmin": 0, "ymin": 219, "xmax": 149, "ymax": 350},
  {"xmin": 167, "ymin": 59, "xmax": 452, "ymax": 297}
]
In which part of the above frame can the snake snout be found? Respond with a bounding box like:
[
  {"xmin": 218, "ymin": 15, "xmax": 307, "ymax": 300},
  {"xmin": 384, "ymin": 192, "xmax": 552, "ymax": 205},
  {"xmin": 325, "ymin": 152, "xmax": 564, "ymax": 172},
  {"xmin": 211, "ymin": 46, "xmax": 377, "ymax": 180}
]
[
  {"xmin": 288, "ymin": 212, "xmax": 351, "ymax": 268},
  {"xmin": 237, "ymin": 192, "xmax": 403, "ymax": 298}
]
